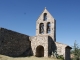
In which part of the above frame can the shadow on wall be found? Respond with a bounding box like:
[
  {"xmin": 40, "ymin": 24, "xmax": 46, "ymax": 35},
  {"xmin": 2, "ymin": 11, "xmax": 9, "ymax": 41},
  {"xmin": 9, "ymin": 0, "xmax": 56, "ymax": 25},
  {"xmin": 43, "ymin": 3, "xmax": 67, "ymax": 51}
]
[
  {"xmin": 0, "ymin": 28, "xmax": 33, "ymax": 57},
  {"xmin": 65, "ymin": 46, "xmax": 72, "ymax": 60},
  {"xmin": 2, "ymin": 42, "xmax": 33, "ymax": 58},
  {"xmin": 48, "ymin": 36, "xmax": 57, "ymax": 57},
  {"xmin": 19, "ymin": 41, "xmax": 33, "ymax": 57}
]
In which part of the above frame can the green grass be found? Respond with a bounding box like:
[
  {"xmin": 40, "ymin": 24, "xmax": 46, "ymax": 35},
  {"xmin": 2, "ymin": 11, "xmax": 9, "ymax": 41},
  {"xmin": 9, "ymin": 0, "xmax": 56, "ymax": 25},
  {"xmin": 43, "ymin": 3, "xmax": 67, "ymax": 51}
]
[{"xmin": 0, "ymin": 55, "xmax": 61, "ymax": 60}]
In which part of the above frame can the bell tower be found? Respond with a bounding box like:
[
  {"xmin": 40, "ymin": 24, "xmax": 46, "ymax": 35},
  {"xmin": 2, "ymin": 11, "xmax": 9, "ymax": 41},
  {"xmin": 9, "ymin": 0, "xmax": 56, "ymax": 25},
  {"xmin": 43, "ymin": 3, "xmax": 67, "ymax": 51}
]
[{"xmin": 36, "ymin": 7, "xmax": 56, "ymax": 41}]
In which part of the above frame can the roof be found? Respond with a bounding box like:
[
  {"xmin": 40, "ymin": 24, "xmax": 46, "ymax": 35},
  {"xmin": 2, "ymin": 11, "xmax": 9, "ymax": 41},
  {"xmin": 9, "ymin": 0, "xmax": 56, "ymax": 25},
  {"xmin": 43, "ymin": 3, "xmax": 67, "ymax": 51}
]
[{"xmin": 55, "ymin": 42, "xmax": 72, "ymax": 49}]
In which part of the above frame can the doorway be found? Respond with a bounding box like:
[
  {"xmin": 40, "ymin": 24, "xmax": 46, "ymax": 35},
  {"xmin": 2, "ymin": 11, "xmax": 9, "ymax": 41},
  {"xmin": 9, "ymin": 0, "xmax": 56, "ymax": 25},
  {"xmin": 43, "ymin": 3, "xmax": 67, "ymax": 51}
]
[{"xmin": 36, "ymin": 45, "xmax": 44, "ymax": 57}]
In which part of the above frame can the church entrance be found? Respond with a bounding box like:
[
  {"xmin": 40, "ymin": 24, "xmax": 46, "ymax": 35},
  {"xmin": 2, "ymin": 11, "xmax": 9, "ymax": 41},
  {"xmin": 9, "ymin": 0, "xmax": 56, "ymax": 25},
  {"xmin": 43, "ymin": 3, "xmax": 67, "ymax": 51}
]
[{"xmin": 36, "ymin": 45, "xmax": 44, "ymax": 57}]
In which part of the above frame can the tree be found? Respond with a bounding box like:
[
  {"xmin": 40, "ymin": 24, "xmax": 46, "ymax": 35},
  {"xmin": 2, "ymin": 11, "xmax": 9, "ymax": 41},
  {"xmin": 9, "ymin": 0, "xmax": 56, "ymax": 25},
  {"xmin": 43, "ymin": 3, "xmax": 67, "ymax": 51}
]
[{"xmin": 71, "ymin": 40, "xmax": 80, "ymax": 60}]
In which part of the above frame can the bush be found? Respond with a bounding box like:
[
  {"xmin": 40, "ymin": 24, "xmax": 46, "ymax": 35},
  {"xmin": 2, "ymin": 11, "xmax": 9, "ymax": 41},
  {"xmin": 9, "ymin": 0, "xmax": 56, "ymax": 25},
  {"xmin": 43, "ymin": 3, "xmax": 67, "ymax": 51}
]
[
  {"xmin": 71, "ymin": 40, "xmax": 80, "ymax": 60},
  {"xmin": 57, "ymin": 55, "xmax": 64, "ymax": 60}
]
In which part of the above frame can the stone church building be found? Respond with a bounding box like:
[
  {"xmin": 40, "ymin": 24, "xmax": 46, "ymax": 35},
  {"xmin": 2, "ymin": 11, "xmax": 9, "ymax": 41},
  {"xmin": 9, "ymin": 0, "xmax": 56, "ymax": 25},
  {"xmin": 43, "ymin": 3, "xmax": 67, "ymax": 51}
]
[
  {"xmin": 0, "ymin": 8, "xmax": 71, "ymax": 60},
  {"xmin": 30, "ymin": 8, "xmax": 72, "ymax": 60}
]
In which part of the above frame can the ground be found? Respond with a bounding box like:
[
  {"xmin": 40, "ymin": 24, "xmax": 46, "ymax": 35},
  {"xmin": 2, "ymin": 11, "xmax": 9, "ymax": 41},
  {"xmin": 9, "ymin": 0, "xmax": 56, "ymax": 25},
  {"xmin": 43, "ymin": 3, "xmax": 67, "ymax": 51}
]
[{"xmin": 0, "ymin": 55, "xmax": 61, "ymax": 60}]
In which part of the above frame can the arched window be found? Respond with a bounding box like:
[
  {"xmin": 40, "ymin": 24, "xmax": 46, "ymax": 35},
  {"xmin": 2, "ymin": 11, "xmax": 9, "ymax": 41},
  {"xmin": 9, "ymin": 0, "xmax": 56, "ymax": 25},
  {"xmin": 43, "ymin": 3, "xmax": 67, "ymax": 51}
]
[
  {"xmin": 47, "ymin": 22, "xmax": 51, "ymax": 33},
  {"xmin": 39, "ymin": 23, "xmax": 44, "ymax": 34},
  {"xmin": 43, "ymin": 13, "xmax": 47, "ymax": 21}
]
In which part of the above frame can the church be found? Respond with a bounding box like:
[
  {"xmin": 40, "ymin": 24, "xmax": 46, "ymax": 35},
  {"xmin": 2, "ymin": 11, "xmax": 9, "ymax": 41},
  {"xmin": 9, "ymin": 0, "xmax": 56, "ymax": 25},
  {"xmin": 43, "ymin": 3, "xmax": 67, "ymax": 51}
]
[
  {"xmin": 30, "ymin": 8, "xmax": 72, "ymax": 60},
  {"xmin": 0, "ymin": 8, "xmax": 71, "ymax": 60}
]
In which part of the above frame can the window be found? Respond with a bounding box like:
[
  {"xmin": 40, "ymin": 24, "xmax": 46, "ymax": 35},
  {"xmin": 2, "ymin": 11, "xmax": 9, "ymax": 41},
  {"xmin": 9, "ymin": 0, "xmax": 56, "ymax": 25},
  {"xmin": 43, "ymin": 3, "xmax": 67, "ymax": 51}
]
[
  {"xmin": 39, "ymin": 23, "xmax": 44, "ymax": 34},
  {"xmin": 43, "ymin": 13, "xmax": 47, "ymax": 21},
  {"xmin": 47, "ymin": 22, "xmax": 51, "ymax": 33}
]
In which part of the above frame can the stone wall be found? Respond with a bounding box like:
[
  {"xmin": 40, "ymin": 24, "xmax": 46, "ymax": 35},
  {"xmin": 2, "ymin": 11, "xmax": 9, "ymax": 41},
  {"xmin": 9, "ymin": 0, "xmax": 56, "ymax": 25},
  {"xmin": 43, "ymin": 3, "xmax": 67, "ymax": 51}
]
[
  {"xmin": 55, "ymin": 42, "xmax": 66, "ymax": 56},
  {"xmin": 48, "ymin": 36, "xmax": 57, "ymax": 56},
  {"xmin": 30, "ymin": 35, "xmax": 57, "ymax": 57},
  {"xmin": 36, "ymin": 8, "xmax": 56, "ymax": 41},
  {"xmin": 30, "ymin": 35, "xmax": 48, "ymax": 57},
  {"xmin": 0, "ymin": 28, "xmax": 31, "ymax": 57},
  {"xmin": 55, "ymin": 42, "xmax": 71, "ymax": 60}
]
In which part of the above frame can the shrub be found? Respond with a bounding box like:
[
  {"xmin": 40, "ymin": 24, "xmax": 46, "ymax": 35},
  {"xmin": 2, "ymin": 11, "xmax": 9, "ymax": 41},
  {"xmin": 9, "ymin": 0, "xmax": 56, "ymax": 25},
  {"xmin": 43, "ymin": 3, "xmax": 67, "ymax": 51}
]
[{"xmin": 57, "ymin": 55, "xmax": 64, "ymax": 60}]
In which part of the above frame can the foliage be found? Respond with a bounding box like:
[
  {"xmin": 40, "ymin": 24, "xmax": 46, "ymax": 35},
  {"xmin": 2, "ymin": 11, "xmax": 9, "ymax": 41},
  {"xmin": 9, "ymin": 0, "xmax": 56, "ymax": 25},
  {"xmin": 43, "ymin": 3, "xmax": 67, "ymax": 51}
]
[
  {"xmin": 52, "ymin": 50, "xmax": 64, "ymax": 60},
  {"xmin": 71, "ymin": 40, "xmax": 80, "ymax": 60},
  {"xmin": 57, "ymin": 55, "xmax": 64, "ymax": 60}
]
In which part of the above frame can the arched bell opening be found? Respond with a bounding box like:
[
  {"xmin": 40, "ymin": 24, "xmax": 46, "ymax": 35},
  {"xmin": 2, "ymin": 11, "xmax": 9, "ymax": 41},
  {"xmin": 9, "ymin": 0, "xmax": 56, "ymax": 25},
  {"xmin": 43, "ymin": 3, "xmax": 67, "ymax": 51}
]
[
  {"xmin": 39, "ymin": 23, "xmax": 44, "ymax": 34},
  {"xmin": 47, "ymin": 22, "xmax": 51, "ymax": 33}
]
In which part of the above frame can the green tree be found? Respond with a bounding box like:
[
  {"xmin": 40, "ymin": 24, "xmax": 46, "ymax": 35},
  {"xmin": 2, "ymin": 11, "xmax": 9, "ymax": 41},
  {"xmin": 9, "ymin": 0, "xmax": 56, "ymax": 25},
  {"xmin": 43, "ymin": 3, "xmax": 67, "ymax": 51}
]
[{"xmin": 71, "ymin": 40, "xmax": 80, "ymax": 60}]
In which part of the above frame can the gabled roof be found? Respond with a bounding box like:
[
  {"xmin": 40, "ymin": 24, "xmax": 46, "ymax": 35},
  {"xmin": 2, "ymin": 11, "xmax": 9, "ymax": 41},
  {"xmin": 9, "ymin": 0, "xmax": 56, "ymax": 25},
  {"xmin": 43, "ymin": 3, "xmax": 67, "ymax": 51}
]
[{"xmin": 36, "ymin": 7, "xmax": 55, "ymax": 21}]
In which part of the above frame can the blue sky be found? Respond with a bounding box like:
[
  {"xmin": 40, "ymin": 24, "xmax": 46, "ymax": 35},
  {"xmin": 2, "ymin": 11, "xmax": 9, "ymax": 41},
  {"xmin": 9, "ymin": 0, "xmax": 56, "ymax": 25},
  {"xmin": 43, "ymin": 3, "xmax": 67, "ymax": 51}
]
[{"xmin": 0, "ymin": 0, "xmax": 80, "ymax": 46}]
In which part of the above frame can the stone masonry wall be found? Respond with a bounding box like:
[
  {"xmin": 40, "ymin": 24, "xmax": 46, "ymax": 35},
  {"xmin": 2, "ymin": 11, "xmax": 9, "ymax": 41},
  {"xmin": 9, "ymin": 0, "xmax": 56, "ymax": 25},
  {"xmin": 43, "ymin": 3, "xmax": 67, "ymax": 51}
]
[
  {"xmin": 0, "ymin": 28, "xmax": 31, "ymax": 57},
  {"xmin": 48, "ymin": 36, "xmax": 57, "ymax": 56},
  {"xmin": 55, "ymin": 42, "xmax": 67, "ymax": 59},
  {"xmin": 36, "ymin": 8, "xmax": 56, "ymax": 41},
  {"xmin": 30, "ymin": 35, "xmax": 48, "ymax": 57}
]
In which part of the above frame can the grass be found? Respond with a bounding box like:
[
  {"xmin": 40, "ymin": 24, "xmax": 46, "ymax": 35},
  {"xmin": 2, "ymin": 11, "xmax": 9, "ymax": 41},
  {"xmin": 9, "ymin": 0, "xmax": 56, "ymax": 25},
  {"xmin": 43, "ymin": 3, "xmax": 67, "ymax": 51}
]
[{"xmin": 0, "ymin": 55, "xmax": 61, "ymax": 60}]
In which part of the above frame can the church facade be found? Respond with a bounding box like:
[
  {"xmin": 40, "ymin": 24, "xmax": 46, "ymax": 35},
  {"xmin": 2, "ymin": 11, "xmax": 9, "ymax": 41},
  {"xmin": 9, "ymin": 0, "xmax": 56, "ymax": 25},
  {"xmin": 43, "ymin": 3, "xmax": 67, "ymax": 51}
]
[
  {"xmin": 0, "ymin": 8, "xmax": 71, "ymax": 60},
  {"xmin": 30, "ymin": 8, "xmax": 72, "ymax": 60}
]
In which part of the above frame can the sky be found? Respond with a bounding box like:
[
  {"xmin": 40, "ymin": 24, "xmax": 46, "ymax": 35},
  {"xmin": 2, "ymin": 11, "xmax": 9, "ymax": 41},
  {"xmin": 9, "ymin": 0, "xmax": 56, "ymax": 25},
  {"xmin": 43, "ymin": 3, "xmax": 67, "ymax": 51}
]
[{"xmin": 0, "ymin": 0, "xmax": 80, "ymax": 46}]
